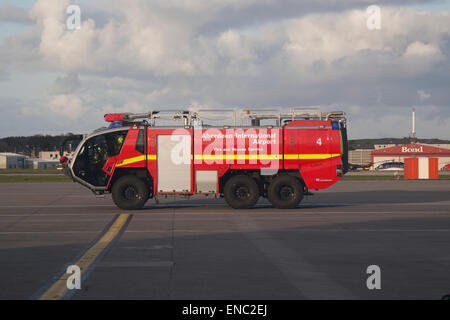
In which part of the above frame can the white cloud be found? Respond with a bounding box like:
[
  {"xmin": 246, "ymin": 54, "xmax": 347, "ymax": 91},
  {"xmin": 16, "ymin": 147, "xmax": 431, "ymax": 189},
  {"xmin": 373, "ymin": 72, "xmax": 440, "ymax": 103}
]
[
  {"xmin": 404, "ymin": 41, "xmax": 441, "ymax": 57},
  {"xmin": 29, "ymin": 0, "xmax": 69, "ymax": 22},
  {"xmin": 0, "ymin": 1, "xmax": 449, "ymax": 138},
  {"xmin": 22, "ymin": 2, "xmax": 450, "ymax": 80},
  {"xmin": 277, "ymin": 8, "xmax": 449, "ymax": 81},
  {"xmin": 47, "ymin": 94, "xmax": 87, "ymax": 119}
]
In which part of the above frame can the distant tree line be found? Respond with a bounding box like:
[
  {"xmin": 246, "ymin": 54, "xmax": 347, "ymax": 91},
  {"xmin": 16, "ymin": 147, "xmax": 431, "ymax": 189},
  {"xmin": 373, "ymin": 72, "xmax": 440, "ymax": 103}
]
[
  {"xmin": 348, "ymin": 137, "xmax": 450, "ymax": 150},
  {"xmin": 0, "ymin": 133, "xmax": 78, "ymax": 156},
  {"xmin": 1, "ymin": 133, "xmax": 449, "ymax": 155}
]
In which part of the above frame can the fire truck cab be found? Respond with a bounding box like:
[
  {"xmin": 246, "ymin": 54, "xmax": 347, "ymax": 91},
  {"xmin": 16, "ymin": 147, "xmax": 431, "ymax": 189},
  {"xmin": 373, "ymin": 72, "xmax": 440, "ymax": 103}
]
[{"xmin": 61, "ymin": 109, "xmax": 348, "ymax": 210}]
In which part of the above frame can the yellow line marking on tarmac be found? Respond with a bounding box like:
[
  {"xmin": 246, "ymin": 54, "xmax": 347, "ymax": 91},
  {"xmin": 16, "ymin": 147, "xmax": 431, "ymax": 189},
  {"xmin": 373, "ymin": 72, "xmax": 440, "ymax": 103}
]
[{"xmin": 37, "ymin": 214, "xmax": 130, "ymax": 300}]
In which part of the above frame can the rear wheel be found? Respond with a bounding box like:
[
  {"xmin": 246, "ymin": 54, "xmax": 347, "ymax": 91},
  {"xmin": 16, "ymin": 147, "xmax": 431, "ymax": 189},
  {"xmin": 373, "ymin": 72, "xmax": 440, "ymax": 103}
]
[
  {"xmin": 267, "ymin": 175, "xmax": 303, "ymax": 209},
  {"xmin": 223, "ymin": 175, "xmax": 260, "ymax": 209},
  {"xmin": 112, "ymin": 175, "xmax": 149, "ymax": 210}
]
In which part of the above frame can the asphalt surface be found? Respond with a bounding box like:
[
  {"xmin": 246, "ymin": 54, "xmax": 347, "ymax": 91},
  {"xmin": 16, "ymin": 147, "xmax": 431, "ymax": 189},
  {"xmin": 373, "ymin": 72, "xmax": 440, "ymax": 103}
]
[{"xmin": 0, "ymin": 180, "xmax": 449, "ymax": 300}]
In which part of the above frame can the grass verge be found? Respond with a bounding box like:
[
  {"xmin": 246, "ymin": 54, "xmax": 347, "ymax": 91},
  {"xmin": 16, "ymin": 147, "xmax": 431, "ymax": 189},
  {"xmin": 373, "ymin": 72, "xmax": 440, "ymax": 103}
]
[
  {"xmin": 342, "ymin": 175, "xmax": 450, "ymax": 180},
  {"xmin": 0, "ymin": 174, "xmax": 449, "ymax": 183},
  {"xmin": 0, "ymin": 169, "xmax": 61, "ymax": 175},
  {"xmin": 0, "ymin": 175, "xmax": 72, "ymax": 183}
]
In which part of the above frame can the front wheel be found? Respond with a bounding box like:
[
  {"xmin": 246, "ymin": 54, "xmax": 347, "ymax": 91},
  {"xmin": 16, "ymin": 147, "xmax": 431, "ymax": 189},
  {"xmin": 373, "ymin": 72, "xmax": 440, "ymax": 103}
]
[
  {"xmin": 267, "ymin": 175, "xmax": 303, "ymax": 209},
  {"xmin": 112, "ymin": 175, "xmax": 149, "ymax": 210},
  {"xmin": 223, "ymin": 175, "xmax": 260, "ymax": 209}
]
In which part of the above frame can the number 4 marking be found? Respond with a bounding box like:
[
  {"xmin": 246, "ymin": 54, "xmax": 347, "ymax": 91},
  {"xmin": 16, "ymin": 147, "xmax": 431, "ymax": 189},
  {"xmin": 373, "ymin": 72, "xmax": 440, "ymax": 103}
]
[{"xmin": 316, "ymin": 138, "xmax": 322, "ymax": 146}]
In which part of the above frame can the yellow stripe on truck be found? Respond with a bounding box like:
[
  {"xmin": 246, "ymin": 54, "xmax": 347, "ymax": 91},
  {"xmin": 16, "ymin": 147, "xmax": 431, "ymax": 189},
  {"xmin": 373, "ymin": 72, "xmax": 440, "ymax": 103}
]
[
  {"xmin": 194, "ymin": 154, "xmax": 340, "ymax": 160},
  {"xmin": 194, "ymin": 154, "xmax": 281, "ymax": 160},
  {"xmin": 298, "ymin": 154, "xmax": 341, "ymax": 160},
  {"xmin": 116, "ymin": 155, "xmax": 156, "ymax": 167},
  {"xmin": 283, "ymin": 154, "xmax": 342, "ymax": 160},
  {"xmin": 116, "ymin": 153, "xmax": 341, "ymax": 166}
]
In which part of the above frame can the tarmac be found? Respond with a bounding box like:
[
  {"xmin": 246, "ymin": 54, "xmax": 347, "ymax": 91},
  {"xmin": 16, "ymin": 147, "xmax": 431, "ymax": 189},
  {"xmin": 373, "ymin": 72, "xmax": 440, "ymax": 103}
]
[{"xmin": 0, "ymin": 180, "xmax": 449, "ymax": 299}]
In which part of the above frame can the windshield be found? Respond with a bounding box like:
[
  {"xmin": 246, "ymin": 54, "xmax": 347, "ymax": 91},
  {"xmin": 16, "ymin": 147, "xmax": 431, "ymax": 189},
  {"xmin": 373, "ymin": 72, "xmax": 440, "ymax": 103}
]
[{"xmin": 72, "ymin": 130, "xmax": 127, "ymax": 186}]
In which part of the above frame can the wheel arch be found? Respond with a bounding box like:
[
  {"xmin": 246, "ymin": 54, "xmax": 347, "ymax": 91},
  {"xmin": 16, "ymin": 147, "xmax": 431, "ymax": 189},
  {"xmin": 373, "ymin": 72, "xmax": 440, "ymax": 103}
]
[
  {"xmin": 107, "ymin": 168, "xmax": 153, "ymax": 196},
  {"xmin": 219, "ymin": 170, "xmax": 263, "ymax": 195},
  {"xmin": 267, "ymin": 173, "xmax": 305, "ymax": 209}
]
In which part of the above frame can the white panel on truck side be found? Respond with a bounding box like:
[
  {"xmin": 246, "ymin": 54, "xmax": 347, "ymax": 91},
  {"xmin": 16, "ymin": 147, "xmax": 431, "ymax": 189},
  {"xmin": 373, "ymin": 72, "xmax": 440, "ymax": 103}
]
[
  {"xmin": 196, "ymin": 170, "xmax": 218, "ymax": 193},
  {"xmin": 157, "ymin": 135, "xmax": 192, "ymax": 193}
]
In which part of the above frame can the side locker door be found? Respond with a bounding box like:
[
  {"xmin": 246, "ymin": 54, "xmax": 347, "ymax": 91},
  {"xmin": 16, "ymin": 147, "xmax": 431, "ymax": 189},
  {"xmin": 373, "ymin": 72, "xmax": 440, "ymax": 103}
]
[{"xmin": 156, "ymin": 130, "xmax": 193, "ymax": 194}]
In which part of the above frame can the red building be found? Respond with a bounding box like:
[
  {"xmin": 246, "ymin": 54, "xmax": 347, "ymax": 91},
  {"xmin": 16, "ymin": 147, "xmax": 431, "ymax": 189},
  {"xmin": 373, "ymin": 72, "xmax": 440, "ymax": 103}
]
[{"xmin": 371, "ymin": 143, "xmax": 450, "ymax": 170}]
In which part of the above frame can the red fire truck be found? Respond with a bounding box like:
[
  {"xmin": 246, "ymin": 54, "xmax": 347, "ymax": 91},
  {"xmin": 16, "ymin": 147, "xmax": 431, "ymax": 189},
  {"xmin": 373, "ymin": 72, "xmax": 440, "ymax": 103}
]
[{"xmin": 60, "ymin": 109, "xmax": 348, "ymax": 210}]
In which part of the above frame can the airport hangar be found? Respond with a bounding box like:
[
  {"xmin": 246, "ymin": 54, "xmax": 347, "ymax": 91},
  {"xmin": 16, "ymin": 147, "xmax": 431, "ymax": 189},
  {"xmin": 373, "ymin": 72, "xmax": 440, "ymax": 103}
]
[
  {"xmin": 0, "ymin": 153, "xmax": 59, "ymax": 169},
  {"xmin": 371, "ymin": 143, "xmax": 450, "ymax": 170}
]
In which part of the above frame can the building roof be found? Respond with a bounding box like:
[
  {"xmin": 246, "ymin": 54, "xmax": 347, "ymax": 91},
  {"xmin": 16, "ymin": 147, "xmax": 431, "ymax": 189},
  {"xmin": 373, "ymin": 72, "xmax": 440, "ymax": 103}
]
[
  {"xmin": 372, "ymin": 143, "xmax": 450, "ymax": 156},
  {"xmin": 26, "ymin": 158, "xmax": 59, "ymax": 163},
  {"xmin": 0, "ymin": 152, "xmax": 26, "ymax": 157}
]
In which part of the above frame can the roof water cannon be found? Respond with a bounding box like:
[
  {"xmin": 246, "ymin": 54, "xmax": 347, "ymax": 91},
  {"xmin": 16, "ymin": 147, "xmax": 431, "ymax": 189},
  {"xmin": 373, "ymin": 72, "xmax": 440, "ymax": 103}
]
[{"xmin": 104, "ymin": 113, "xmax": 129, "ymax": 122}]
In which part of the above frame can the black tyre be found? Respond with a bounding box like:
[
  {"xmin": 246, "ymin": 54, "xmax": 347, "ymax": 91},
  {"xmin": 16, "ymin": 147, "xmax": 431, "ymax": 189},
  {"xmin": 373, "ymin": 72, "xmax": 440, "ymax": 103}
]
[
  {"xmin": 267, "ymin": 175, "xmax": 303, "ymax": 209},
  {"xmin": 112, "ymin": 175, "xmax": 149, "ymax": 210},
  {"xmin": 223, "ymin": 175, "xmax": 260, "ymax": 209}
]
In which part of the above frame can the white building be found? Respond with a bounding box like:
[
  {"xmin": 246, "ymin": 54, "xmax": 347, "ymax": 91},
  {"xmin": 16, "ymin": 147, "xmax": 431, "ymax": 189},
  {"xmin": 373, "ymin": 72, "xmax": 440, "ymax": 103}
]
[
  {"xmin": 25, "ymin": 158, "xmax": 59, "ymax": 169},
  {"xmin": 0, "ymin": 153, "xmax": 26, "ymax": 169},
  {"xmin": 349, "ymin": 149, "xmax": 372, "ymax": 166},
  {"xmin": 39, "ymin": 151, "xmax": 72, "ymax": 160}
]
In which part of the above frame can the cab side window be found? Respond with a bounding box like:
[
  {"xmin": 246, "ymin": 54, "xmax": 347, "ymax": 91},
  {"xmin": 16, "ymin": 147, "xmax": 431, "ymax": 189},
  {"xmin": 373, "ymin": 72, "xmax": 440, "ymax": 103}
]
[
  {"xmin": 135, "ymin": 129, "xmax": 145, "ymax": 154},
  {"xmin": 106, "ymin": 131, "xmax": 128, "ymax": 157}
]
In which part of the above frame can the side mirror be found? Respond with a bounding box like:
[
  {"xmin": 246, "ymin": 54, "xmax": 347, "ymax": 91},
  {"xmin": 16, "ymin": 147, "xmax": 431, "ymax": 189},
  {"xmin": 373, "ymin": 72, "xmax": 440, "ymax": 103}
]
[{"xmin": 60, "ymin": 156, "xmax": 69, "ymax": 165}]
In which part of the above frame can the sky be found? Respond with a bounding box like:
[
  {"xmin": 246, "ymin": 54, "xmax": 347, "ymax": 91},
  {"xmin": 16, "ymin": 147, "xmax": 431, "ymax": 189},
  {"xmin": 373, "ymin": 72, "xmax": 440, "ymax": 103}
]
[{"xmin": 0, "ymin": 0, "xmax": 449, "ymax": 139}]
